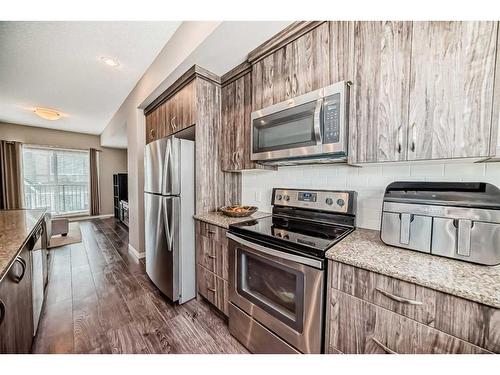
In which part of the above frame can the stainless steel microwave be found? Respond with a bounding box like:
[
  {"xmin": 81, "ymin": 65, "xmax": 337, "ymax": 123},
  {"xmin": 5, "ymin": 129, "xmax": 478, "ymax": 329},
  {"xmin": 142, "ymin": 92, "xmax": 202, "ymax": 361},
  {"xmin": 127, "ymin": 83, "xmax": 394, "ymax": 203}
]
[{"xmin": 251, "ymin": 81, "xmax": 349, "ymax": 165}]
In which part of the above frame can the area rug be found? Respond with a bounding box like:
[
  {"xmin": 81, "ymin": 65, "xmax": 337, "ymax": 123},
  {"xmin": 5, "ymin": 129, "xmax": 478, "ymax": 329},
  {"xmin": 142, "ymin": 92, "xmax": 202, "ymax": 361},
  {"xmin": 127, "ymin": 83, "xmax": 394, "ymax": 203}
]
[{"xmin": 48, "ymin": 222, "xmax": 82, "ymax": 248}]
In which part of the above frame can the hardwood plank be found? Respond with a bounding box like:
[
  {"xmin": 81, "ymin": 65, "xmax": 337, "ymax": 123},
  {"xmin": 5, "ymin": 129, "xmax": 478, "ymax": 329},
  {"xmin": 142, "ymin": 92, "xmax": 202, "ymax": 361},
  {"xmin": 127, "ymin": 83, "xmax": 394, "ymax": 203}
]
[{"xmin": 35, "ymin": 218, "xmax": 246, "ymax": 354}]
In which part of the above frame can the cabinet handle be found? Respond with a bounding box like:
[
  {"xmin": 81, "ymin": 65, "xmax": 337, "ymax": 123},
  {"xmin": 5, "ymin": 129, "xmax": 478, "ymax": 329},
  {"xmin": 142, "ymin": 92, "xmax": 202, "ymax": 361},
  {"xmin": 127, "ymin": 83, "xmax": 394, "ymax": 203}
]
[
  {"xmin": 208, "ymin": 254, "xmax": 216, "ymax": 259},
  {"xmin": 208, "ymin": 287, "xmax": 216, "ymax": 293},
  {"xmin": 396, "ymin": 125, "xmax": 403, "ymax": 154},
  {"xmin": 410, "ymin": 122, "xmax": 416, "ymax": 153},
  {"xmin": 14, "ymin": 256, "xmax": 26, "ymax": 283},
  {"xmin": 0, "ymin": 298, "xmax": 5, "ymax": 326},
  {"xmin": 232, "ymin": 152, "xmax": 237, "ymax": 165},
  {"xmin": 207, "ymin": 230, "xmax": 216, "ymax": 235},
  {"xmin": 375, "ymin": 287, "xmax": 423, "ymax": 305},
  {"xmin": 371, "ymin": 337, "xmax": 397, "ymax": 354},
  {"xmin": 149, "ymin": 128, "xmax": 155, "ymax": 139},
  {"xmin": 171, "ymin": 116, "xmax": 177, "ymax": 130}
]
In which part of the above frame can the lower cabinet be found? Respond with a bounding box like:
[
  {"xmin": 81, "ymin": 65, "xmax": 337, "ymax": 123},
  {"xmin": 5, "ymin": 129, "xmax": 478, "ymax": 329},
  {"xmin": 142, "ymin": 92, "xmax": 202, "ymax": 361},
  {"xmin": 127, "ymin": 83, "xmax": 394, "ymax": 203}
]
[
  {"xmin": 197, "ymin": 265, "xmax": 229, "ymax": 316},
  {"xmin": 326, "ymin": 260, "xmax": 499, "ymax": 354},
  {"xmin": 0, "ymin": 243, "xmax": 34, "ymax": 354},
  {"xmin": 195, "ymin": 220, "xmax": 230, "ymax": 316},
  {"xmin": 328, "ymin": 289, "xmax": 488, "ymax": 354}
]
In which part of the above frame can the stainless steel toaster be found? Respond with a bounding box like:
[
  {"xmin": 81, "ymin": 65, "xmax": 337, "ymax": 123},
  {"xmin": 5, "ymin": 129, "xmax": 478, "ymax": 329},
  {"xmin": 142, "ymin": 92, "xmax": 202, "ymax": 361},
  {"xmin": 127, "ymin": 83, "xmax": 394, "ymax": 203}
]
[{"xmin": 380, "ymin": 182, "xmax": 500, "ymax": 266}]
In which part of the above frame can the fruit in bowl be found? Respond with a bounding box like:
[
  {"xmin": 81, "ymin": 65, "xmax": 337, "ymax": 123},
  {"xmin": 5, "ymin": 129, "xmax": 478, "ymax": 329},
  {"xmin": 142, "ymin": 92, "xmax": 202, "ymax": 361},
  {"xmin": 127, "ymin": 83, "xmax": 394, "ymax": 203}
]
[{"xmin": 219, "ymin": 205, "xmax": 258, "ymax": 217}]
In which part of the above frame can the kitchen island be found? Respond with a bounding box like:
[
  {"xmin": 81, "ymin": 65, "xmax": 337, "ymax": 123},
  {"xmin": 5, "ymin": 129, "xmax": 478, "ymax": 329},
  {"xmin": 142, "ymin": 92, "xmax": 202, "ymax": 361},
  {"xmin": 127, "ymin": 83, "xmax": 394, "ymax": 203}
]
[{"xmin": 325, "ymin": 228, "xmax": 500, "ymax": 354}]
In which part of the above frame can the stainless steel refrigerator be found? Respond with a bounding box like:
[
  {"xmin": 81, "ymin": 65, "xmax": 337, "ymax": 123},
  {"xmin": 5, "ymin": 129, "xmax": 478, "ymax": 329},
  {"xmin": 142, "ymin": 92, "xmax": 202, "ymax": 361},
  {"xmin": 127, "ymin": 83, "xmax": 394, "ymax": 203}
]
[{"xmin": 144, "ymin": 135, "xmax": 195, "ymax": 304}]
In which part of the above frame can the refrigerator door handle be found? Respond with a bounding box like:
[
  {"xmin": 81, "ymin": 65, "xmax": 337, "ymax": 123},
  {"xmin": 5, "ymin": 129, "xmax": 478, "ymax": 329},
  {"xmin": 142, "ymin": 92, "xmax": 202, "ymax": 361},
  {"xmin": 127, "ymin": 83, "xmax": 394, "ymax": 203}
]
[
  {"xmin": 163, "ymin": 197, "xmax": 175, "ymax": 252},
  {"xmin": 162, "ymin": 138, "xmax": 172, "ymax": 195}
]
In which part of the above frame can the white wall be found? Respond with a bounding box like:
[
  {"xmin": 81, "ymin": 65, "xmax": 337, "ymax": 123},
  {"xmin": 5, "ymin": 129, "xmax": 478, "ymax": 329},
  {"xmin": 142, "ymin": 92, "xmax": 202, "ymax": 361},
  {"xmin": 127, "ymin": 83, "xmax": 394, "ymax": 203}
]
[
  {"xmin": 1, "ymin": 121, "xmax": 127, "ymax": 215},
  {"xmin": 101, "ymin": 21, "xmax": 293, "ymax": 254},
  {"xmin": 241, "ymin": 161, "xmax": 500, "ymax": 230}
]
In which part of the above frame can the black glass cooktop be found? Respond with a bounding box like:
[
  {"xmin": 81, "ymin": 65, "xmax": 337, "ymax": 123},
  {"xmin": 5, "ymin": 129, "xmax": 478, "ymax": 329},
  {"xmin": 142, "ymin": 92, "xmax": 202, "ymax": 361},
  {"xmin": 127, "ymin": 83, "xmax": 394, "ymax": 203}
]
[{"xmin": 229, "ymin": 215, "xmax": 353, "ymax": 259}]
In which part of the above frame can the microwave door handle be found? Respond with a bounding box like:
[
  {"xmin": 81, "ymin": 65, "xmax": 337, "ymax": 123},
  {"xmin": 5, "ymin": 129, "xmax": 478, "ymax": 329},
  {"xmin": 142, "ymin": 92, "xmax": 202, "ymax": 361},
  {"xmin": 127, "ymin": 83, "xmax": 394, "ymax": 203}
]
[{"xmin": 313, "ymin": 98, "xmax": 323, "ymax": 145}]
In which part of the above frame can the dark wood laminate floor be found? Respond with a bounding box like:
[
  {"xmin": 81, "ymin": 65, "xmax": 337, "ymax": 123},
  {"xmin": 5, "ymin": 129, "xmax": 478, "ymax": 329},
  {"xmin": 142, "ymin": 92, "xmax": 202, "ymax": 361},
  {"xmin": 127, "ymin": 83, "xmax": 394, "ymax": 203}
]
[{"xmin": 33, "ymin": 218, "xmax": 247, "ymax": 354}]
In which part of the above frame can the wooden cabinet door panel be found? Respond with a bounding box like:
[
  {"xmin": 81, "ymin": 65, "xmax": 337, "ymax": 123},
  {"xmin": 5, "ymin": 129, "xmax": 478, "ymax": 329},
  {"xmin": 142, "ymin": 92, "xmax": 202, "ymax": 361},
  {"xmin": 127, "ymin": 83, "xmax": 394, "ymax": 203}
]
[
  {"xmin": 349, "ymin": 21, "xmax": 412, "ymax": 163},
  {"xmin": 329, "ymin": 260, "xmax": 500, "ymax": 352},
  {"xmin": 329, "ymin": 289, "xmax": 489, "ymax": 354},
  {"xmin": 408, "ymin": 21, "xmax": 498, "ymax": 160},
  {"xmin": 145, "ymin": 112, "xmax": 155, "ymax": 144},
  {"xmin": 252, "ymin": 22, "xmax": 331, "ymax": 111},
  {"xmin": 197, "ymin": 265, "xmax": 217, "ymax": 306},
  {"xmin": 221, "ymin": 81, "xmax": 236, "ymax": 171},
  {"xmin": 168, "ymin": 81, "xmax": 196, "ymax": 134},
  {"xmin": 0, "ymin": 245, "xmax": 33, "ymax": 354}
]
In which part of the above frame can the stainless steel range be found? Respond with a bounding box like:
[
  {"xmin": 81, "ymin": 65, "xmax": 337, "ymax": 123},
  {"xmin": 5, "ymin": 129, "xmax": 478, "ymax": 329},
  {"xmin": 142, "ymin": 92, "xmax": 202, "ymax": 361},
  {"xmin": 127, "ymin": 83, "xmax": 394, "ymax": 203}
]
[{"xmin": 227, "ymin": 188, "xmax": 357, "ymax": 353}]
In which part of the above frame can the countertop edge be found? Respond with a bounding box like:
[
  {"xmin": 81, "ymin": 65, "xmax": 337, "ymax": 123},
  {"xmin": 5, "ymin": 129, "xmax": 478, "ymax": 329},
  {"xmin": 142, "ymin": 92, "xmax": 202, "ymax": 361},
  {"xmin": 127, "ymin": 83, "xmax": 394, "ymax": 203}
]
[
  {"xmin": 326, "ymin": 255, "xmax": 499, "ymax": 308},
  {"xmin": 0, "ymin": 209, "xmax": 46, "ymax": 282},
  {"xmin": 193, "ymin": 211, "xmax": 272, "ymax": 229},
  {"xmin": 326, "ymin": 229, "xmax": 500, "ymax": 309}
]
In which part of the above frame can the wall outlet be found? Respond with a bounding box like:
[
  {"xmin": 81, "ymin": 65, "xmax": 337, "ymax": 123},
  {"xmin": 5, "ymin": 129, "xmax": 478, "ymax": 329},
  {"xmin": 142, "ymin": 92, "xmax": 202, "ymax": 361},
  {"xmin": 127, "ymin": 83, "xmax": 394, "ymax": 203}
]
[{"xmin": 254, "ymin": 191, "xmax": 262, "ymax": 202}]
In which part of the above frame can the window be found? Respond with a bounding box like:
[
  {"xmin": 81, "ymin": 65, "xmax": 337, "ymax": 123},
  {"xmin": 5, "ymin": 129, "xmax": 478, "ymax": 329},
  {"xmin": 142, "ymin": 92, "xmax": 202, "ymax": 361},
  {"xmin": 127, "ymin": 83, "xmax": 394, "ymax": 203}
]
[{"xmin": 23, "ymin": 146, "xmax": 90, "ymax": 215}]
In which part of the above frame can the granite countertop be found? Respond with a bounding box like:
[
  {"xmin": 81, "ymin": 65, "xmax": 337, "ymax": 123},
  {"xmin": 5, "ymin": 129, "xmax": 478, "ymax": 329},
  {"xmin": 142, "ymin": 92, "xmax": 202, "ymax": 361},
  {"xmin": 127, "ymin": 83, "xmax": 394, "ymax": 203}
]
[
  {"xmin": 326, "ymin": 228, "xmax": 500, "ymax": 309},
  {"xmin": 0, "ymin": 209, "xmax": 46, "ymax": 281},
  {"xmin": 194, "ymin": 210, "xmax": 271, "ymax": 229}
]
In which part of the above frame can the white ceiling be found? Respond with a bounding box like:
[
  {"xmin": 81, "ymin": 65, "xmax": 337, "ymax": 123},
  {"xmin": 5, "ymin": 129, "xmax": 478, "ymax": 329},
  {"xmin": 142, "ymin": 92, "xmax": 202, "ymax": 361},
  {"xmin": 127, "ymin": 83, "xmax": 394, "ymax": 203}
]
[{"xmin": 0, "ymin": 21, "xmax": 180, "ymax": 135}]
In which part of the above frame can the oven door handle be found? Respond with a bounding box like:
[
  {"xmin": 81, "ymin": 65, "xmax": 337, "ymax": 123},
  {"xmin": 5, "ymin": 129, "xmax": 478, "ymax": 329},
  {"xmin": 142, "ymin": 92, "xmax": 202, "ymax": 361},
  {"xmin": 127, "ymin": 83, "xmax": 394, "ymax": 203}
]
[
  {"xmin": 313, "ymin": 98, "xmax": 323, "ymax": 145},
  {"xmin": 227, "ymin": 233, "xmax": 323, "ymax": 269}
]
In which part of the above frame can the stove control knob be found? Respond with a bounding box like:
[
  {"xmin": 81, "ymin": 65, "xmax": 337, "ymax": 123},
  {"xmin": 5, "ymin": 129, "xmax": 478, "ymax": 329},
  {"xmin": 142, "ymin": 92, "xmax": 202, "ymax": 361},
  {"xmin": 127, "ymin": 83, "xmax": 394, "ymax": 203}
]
[
  {"xmin": 336, "ymin": 198, "xmax": 345, "ymax": 207},
  {"xmin": 276, "ymin": 194, "xmax": 283, "ymax": 201},
  {"xmin": 284, "ymin": 195, "xmax": 290, "ymax": 201},
  {"xmin": 325, "ymin": 198, "xmax": 334, "ymax": 205}
]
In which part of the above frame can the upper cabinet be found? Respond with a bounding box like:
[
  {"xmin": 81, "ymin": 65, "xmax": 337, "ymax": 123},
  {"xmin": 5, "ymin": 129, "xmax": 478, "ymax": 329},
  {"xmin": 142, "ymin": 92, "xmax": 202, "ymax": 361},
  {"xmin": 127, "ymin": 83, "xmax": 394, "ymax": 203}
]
[
  {"xmin": 144, "ymin": 79, "xmax": 196, "ymax": 144},
  {"xmin": 408, "ymin": 21, "xmax": 498, "ymax": 160},
  {"xmin": 251, "ymin": 22, "xmax": 336, "ymax": 111},
  {"xmin": 349, "ymin": 21, "xmax": 499, "ymax": 163},
  {"xmin": 349, "ymin": 21, "xmax": 412, "ymax": 163},
  {"xmin": 221, "ymin": 65, "xmax": 275, "ymax": 172}
]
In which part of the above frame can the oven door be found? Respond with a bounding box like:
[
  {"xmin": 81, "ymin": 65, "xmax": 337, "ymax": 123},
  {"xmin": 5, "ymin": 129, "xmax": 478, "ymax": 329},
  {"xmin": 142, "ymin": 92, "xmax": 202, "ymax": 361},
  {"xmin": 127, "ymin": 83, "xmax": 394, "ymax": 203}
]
[{"xmin": 227, "ymin": 233, "xmax": 325, "ymax": 354}]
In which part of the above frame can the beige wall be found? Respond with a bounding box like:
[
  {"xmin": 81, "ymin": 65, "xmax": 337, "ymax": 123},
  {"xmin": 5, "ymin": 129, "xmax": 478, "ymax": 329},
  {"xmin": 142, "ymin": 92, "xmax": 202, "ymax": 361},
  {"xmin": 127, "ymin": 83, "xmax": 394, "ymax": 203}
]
[{"xmin": 0, "ymin": 122, "xmax": 127, "ymax": 215}]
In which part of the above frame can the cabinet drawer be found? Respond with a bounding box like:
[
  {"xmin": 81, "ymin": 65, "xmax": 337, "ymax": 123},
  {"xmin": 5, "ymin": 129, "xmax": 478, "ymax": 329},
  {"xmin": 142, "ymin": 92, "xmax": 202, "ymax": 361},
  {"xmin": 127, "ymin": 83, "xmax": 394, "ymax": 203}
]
[
  {"xmin": 329, "ymin": 260, "xmax": 500, "ymax": 352},
  {"xmin": 197, "ymin": 265, "xmax": 229, "ymax": 316},
  {"xmin": 329, "ymin": 289, "xmax": 490, "ymax": 354},
  {"xmin": 195, "ymin": 221, "xmax": 229, "ymax": 280},
  {"xmin": 197, "ymin": 265, "xmax": 217, "ymax": 306}
]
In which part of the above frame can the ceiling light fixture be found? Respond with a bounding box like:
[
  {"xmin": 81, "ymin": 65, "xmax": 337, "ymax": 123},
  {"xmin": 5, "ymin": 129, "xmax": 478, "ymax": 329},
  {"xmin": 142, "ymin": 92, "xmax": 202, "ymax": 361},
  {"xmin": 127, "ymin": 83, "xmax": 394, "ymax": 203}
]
[
  {"xmin": 101, "ymin": 56, "xmax": 120, "ymax": 67},
  {"xmin": 34, "ymin": 107, "xmax": 61, "ymax": 121}
]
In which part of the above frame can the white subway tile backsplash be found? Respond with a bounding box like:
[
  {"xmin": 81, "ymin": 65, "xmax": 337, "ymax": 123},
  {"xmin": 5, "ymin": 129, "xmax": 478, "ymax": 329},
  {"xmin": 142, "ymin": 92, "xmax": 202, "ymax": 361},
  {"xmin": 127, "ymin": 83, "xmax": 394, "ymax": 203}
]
[
  {"xmin": 241, "ymin": 160, "xmax": 498, "ymax": 231},
  {"xmin": 382, "ymin": 164, "xmax": 411, "ymax": 177},
  {"xmin": 410, "ymin": 163, "xmax": 445, "ymax": 177}
]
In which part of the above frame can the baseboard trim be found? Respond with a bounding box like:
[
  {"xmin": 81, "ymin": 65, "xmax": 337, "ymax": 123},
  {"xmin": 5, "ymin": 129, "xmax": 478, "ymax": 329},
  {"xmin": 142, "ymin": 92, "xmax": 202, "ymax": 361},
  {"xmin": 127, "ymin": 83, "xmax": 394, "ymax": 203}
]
[{"xmin": 128, "ymin": 244, "xmax": 145, "ymax": 259}]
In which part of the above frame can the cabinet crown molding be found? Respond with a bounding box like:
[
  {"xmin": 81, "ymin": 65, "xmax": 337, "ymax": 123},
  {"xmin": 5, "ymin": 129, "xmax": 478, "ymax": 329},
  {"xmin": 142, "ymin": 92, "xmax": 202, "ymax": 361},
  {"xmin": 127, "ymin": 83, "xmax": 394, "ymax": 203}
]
[
  {"xmin": 144, "ymin": 64, "xmax": 221, "ymax": 115},
  {"xmin": 247, "ymin": 21, "xmax": 326, "ymax": 64}
]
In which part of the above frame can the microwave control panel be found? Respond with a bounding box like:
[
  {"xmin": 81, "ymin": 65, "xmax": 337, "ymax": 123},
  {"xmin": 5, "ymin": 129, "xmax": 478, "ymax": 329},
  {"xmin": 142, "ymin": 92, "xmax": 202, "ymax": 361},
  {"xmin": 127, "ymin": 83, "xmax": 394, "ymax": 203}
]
[{"xmin": 323, "ymin": 93, "xmax": 341, "ymax": 144}]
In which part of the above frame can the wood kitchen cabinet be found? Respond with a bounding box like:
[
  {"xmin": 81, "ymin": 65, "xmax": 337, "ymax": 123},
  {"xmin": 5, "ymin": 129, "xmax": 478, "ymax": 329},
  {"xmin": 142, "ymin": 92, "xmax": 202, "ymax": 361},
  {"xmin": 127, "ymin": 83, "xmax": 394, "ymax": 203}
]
[
  {"xmin": 349, "ymin": 21, "xmax": 499, "ymax": 163},
  {"xmin": 195, "ymin": 220, "xmax": 230, "ymax": 316},
  {"xmin": 221, "ymin": 65, "xmax": 274, "ymax": 172},
  {"xmin": 145, "ymin": 80, "xmax": 196, "ymax": 144},
  {"xmin": 328, "ymin": 289, "xmax": 488, "ymax": 354},
  {"xmin": 251, "ymin": 22, "xmax": 333, "ymax": 111},
  {"xmin": 348, "ymin": 21, "xmax": 412, "ymax": 163},
  {"xmin": 408, "ymin": 21, "xmax": 498, "ymax": 160},
  {"xmin": 0, "ymin": 244, "xmax": 33, "ymax": 354},
  {"xmin": 326, "ymin": 260, "xmax": 500, "ymax": 354}
]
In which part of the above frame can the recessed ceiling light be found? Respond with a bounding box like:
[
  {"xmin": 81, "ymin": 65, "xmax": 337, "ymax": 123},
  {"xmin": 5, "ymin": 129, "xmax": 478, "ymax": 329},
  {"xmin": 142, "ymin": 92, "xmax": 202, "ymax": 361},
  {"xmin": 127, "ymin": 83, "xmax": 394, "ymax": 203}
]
[
  {"xmin": 34, "ymin": 107, "xmax": 61, "ymax": 121},
  {"xmin": 101, "ymin": 56, "xmax": 120, "ymax": 67}
]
